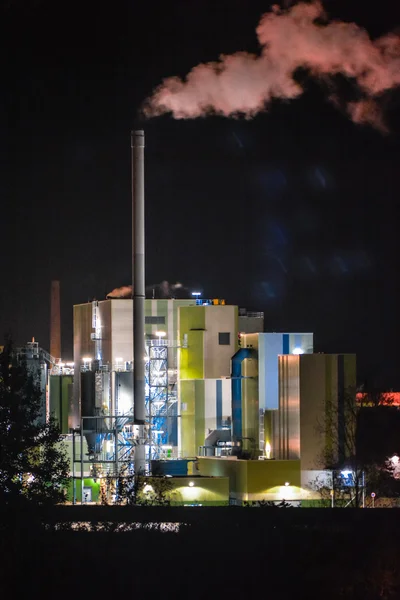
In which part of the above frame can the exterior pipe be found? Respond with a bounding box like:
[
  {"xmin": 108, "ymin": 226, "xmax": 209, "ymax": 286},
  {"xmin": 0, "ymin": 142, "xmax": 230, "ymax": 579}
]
[
  {"xmin": 132, "ymin": 130, "xmax": 146, "ymax": 475},
  {"xmin": 231, "ymin": 348, "xmax": 254, "ymax": 441}
]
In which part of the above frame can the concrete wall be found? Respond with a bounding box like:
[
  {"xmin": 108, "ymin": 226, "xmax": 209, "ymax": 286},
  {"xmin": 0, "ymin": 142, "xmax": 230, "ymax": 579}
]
[
  {"xmin": 179, "ymin": 305, "xmax": 238, "ymax": 380},
  {"xmin": 204, "ymin": 305, "xmax": 238, "ymax": 378}
]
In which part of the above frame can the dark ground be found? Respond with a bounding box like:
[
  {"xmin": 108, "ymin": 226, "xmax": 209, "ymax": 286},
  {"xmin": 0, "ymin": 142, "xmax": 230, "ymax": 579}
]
[{"xmin": 1, "ymin": 506, "xmax": 400, "ymax": 599}]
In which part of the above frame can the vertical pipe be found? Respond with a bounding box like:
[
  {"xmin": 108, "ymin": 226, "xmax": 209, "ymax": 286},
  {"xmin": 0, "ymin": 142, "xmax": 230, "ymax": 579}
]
[
  {"xmin": 80, "ymin": 419, "xmax": 84, "ymax": 504},
  {"xmin": 132, "ymin": 130, "xmax": 146, "ymax": 475},
  {"xmin": 362, "ymin": 471, "xmax": 365, "ymax": 508},
  {"xmin": 115, "ymin": 426, "xmax": 119, "ymax": 483},
  {"xmin": 73, "ymin": 431, "xmax": 76, "ymax": 505},
  {"xmin": 50, "ymin": 280, "xmax": 61, "ymax": 360}
]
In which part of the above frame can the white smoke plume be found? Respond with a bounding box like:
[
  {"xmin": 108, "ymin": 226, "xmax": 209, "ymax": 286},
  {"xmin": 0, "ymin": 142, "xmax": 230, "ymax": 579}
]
[
  {"xmin": 144, "ymin": 2, "xmax": 400, "ymax": 130},
  {"xmin": 106, "ymin": 281, "xmax": 187, "ymax": 300}
]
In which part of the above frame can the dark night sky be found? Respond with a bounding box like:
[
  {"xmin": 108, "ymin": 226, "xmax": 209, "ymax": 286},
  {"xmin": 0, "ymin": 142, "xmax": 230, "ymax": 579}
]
[{"xmin": 1, "ymin": 0, "xmax": 400, "ymax": 388}]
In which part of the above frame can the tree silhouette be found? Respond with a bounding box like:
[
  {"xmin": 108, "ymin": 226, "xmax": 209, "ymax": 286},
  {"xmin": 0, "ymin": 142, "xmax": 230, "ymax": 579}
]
[{"xmin": 0, "ymin": 339, "xmax": 69, "ymax": 507}]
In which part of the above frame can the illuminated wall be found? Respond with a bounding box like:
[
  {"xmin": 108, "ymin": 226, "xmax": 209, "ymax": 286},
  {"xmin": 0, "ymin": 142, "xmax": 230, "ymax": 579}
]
[
  {"xmin": 180, "ymin": 378, "xmax": 231, "ymax": 457},
  {"xmin": 233, "ymin": 332, "xmax": 313, "ymax": 453},
  {"xmin": 145, "ymin": 298, "xmax": 196, "ymax": 347},
  {"xmin": 178, "ymin": 305, "xmax": 238, "ymax": 380},
  {"xmin": 276, "ymin": 353, "xmax": 356, "ymax": 469},
  {"xmin": 67, "ymin": 475, "xmax": 229, "ymax": 506},
  {"xmin": 240, "ymin": 332, "xmax": 314, "ymax": 410},
  {"xmin": 178, "ymin": 305, "xmax": 238, "ymax": 456},
  {"xmin": 197, "ymin": 457, "xmax": 304, "ymax": 503},
  {"xmin": 73, "ymin": 298, "xmax": 197, "ymax": 428},
  {"xmin": 168, "ymin": 476, "xmax": 229, "ymax": 506}
]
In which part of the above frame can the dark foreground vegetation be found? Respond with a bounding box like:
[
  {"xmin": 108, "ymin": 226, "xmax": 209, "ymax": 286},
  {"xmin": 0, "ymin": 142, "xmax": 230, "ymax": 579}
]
[{"xmin": 1, "ymin": 506, "xmax": 400, "ymax": 599}]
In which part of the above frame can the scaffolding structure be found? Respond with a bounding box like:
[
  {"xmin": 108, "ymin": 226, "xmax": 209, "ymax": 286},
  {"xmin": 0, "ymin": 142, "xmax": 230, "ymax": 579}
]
[
  {"xmin": 71, "ymin": 336, "xmax": 181, "ymax": 502},
  {"xmin": 145, "ymin": 341, "xmax": 178, "ymax": 462},
  {"xmin": 71, "ymin": 415, "xmax": 137, "ymax": 503}
]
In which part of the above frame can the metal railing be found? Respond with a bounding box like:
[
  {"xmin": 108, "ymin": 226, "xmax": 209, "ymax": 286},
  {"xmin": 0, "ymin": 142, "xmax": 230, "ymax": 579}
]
[
  {"xmin": 239, "ymin": 310, "xmax": 264, "ymax": 318},
  {"xmin": 146, "ymin": 339, "xmax": 187, "ymax": 348}
]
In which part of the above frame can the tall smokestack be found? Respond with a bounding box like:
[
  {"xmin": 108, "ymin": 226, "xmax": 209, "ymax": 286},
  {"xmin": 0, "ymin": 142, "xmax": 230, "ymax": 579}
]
[
  {"xmin": 50, "ymin": 280, "xmax": 61, "ymax": 360},
  {"xmin": 132, "ymin": 130, "xmax": 146, "ymax": 474}
]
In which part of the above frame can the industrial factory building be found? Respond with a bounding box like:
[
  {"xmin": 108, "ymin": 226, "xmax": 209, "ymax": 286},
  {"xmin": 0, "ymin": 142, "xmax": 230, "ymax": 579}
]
[
  {"xmin": 13, "ymin": 289, "xmax": 355, "ymax": 505},
  {"xmin": 22, "ymin": 131, "xmax": 358, "ymax": 506},
  {"xmin": 61, "ymin": 290, "xmax": 355, "ymax": 504}
]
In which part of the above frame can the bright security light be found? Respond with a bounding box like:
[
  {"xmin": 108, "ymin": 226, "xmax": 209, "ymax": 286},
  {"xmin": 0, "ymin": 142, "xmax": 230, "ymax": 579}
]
[
  {"xmin": 292, "ymin": 347, "xmax": 304, "ymax": 355},
  {"xmin": 191, "ymin": 292, "xmax": 201, "ymax": 297},
  {"xmin": 155, "ymin": 331, "xmax": 166, "ymax": 337},
  {"xmin": 188, "ymin": 481, "xmax": 195, "ymax": 487},
  {"xmin": 284, "ymin": 482, "xmax": 290, "ymax": 487},
  {"xmin": 390, "ymin": 455, "xmax": 400, "ymax": 465},
  {"xmin": 265, "ymin": 442, "xmax": 271, "ymax": 460}
]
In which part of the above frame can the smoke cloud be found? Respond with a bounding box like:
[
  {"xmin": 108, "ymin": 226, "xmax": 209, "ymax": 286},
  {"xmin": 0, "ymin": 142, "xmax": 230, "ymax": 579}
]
[
  {"xmin": 106, "ymin": 281, "xmax": 188, "ymax": 300},
  {"xmin": 144, "ymin": 2, "xmax": 400, "ymax": 129}
]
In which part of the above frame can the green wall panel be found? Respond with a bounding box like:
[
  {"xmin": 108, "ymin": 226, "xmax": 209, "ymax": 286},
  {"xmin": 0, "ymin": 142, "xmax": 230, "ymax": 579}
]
[
  {"xmin": 180, "ymin": 380, "xmax": 196, "ymax": 457},
  {"xmin": 67, "ymin": 478, "xmax": 100, "ymax": 503},
  {"xmin": 180, "ymin": 330, "xmax": 204, "ymax": 379}
]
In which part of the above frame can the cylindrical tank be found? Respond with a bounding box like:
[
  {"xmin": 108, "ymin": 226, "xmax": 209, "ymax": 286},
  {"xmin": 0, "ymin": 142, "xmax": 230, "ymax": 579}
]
[
  {"xmin": 81, "ymin": 371, "xmax": 102, "ymax": 454},
  {"xmin": 49, "ymin": 374, "xmax": 72, "ymax": 434}
]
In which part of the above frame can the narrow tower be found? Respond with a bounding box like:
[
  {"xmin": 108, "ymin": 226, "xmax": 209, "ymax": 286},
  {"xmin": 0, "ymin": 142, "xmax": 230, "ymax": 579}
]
[
  {"xmin": 50, "ymin": 280, "xmax": 61, "ymax": 360},
  {"xmin": 132, "ymin": 130, "xmax": 146, "ymax": 474}
]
